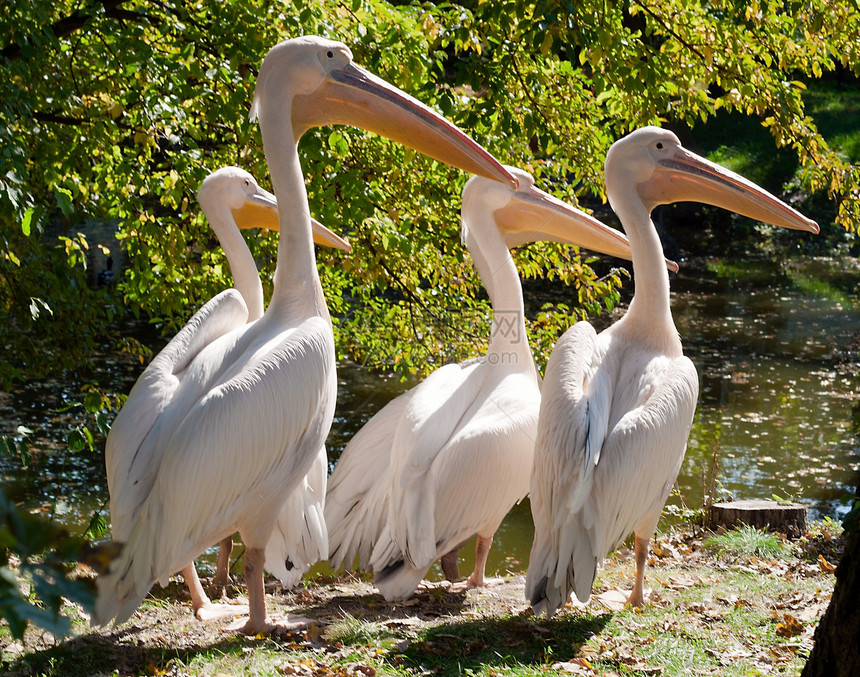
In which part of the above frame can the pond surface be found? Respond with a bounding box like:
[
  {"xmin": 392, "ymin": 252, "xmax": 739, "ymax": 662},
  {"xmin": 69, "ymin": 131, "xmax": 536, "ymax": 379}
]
[{"xmin": 1, "ymin": 255, "xmax": 858, "ymax": 581}]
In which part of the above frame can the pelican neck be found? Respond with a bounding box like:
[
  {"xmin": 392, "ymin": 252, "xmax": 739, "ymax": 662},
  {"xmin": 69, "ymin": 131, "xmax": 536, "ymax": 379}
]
[
  {"xmin": 257, "ymin": 102, "xmax": 328, "ymax": 319},
  {"xmin": 463, "ymin": 210, "xmax": 533, "ymax": 366},
  {"xmin": 207, "ymin": 206, "xmax": 264, "ymax": 320},
  {"xmin": 610, "ymin": 190, "xmax": 675, "ymax": 337}
]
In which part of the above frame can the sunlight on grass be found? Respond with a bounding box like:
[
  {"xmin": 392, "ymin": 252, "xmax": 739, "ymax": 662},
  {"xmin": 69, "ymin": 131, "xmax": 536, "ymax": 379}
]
[
  {"xmin": 181, "ymin": 645, "xmax": 289, "ymax": 677},
  {"xmin": 804, "ymin": 83, "xmax": 860, "ymax": 163},
  {"xmin": 324, "ymin": 611, "xmax": 393, "ymax": 647},
  {"xmin": 582, "ymin": 559, "xmax": 828, "ymax": 676},
  {"xmin": 703, "ymin": 524, "xmax": 793, "ymax": 559}
]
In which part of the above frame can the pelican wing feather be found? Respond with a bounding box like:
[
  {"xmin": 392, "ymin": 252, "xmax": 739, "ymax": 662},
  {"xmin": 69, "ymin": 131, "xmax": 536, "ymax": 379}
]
[
  {"xmin": 325, "ymin": 391, "xmax": 413, "ymax": 572},
  {"xmin": 95, "ymin": 316, "xmax": 335, "ymax": 625},
  {"xmin": 264, "ymin": 447, "xmax": 329, "ymax": 587},
  {"xmin": 106, "ymin": 289, "xmax": 250, "ymax": 540},
  {"xmin": 527, "ymin": 322, "xmax": 698, "ymax": 616}
]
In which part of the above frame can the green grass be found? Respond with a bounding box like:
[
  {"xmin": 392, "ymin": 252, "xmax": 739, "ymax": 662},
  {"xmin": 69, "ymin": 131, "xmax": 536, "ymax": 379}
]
[
  {"xmin": 325, "ymin": 611, "xmax": 398, "ymax": 647},
  {"xmin": 802, "ymin": 80, "xmax": 860, "ymax": 164},
  {"xmin": 5, "ymin": 523, "xmax": 836, "ymax": 677},
  {"xmin": 398, "ymin": 613, "xmax": 608, "ymax": 676},
  {"xmin": 703, "ymin": 524, "xmax": 794, "ymax": 559},
  {"xmin": 693, "ymin": 79, "xmax": 859, "ymax": 181},
  {"xmin": 691, "ymin": 111, "xmax": 798, "ymax": 194},
  {"xmin": 172, "ymin": 643, "xmax": 293, "ymax": 676},
  {"xmin": 688, "ymin": 77, "xmax": 860, "ymax": 252},
  {"xmin": 0, "ymin": 550, "xmax": 832, "ymax": 677}
]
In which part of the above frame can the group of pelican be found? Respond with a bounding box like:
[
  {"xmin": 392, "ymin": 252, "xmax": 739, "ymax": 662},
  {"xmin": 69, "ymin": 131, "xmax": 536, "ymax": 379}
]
[{"xmin": 93, "ymin": 35, "xmax": 818, "ymax": 634}]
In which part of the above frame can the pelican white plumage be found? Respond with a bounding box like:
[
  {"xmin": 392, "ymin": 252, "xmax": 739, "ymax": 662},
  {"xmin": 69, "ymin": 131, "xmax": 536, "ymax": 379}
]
[
  {"xmin": 326, "ymin": 167, "xmax": 643, "ymax": 602},
  {"xmin": 263, "ymin": 445, "xmax": 329, "ymax": 588},
  {"xmin": 94, "ymin": 35, "xmax": 515, "ymax": 635},
  {"xmin": 196, "ymin": 168, "xmax": 343, "ymax": 594},
  {"xmin": 103, "ymin": 166, "xmax": 348, "ymax": 621},
  {"xmin": 526, "ymin": 126, "xmax": 819, "ymax": 616}
]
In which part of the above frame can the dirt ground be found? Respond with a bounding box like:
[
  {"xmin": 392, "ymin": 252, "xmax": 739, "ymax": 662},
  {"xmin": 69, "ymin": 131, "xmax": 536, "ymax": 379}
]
[
  {"xmin": 3, "ymin": 572, "xmax": 528, "ymax": 648},
  {"xmin": 1, "ymin": 572, "xmax": 538, "ymax": 676},
  {"xmin": 0, "ymin": 528, "xmax": 841, "ymax": 676}
]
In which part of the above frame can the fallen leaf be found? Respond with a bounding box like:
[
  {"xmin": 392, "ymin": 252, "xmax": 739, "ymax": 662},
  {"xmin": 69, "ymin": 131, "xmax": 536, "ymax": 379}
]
[
  {"xmin": 818, "ymin": 554, "xmax": 836, "ymax": 573},
  {"xmin": 593, "ymin": 588, "xmax": 629, "ymax": 610},
  {"xmin": 666, "ymin": 574, "xmax": 700, "ymax": 590},
  {"xmin": 617, "ymin": 653, "xmax": 663, "ymax": 673},
  {"xmin": 776, "ymin": 613, "xmax": 804, "ymax": 638},
  {"xmin": 651, "ymin": 540, "xmax": 679, "ymax": 560},
  {"xmin": 304, "ymin": 623, "xmax": 322, "ymax": 643},
  {"xmin": 551, "ymin": 657, "xmax": 594, "ymax": 674}
]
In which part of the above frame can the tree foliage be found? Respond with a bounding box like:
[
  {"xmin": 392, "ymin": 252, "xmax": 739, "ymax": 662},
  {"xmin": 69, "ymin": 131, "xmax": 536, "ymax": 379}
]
[
  {"xmin": 1, "ymin": 0, "xmax": 858, "ymax": 385},
  {"xmin": 0, "ymin": 385, "xmax": 114, "ymax": 637},
  {"xmin": 0, "ymin": 488, "xmax": 97, "ymax": 639},
  {"xmin": 0, "ymin": 0, "xmax": 858, "ymax": 643}
]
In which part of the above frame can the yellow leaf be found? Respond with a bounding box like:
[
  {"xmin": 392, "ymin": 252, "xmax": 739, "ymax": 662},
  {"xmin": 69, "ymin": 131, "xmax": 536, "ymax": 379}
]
[
  {"xmin": 540, "ymin": 32, "xmax": 553, "ymax": 55},
  {"xmin": 818, "ymin": 554, "xmax": 836, "ymax": 573},
  {"xmin": 422, "ymin": 14, "xmax": 440, "ymax": 41},
  {"xmin": 776, "ymin": 613, "xmax": 803, "ymax": 638}
]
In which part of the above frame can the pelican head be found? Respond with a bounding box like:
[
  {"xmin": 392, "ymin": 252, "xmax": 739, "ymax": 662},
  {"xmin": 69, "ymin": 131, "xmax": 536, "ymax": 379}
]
[
  {"xmin": 463, "ymin": 166, "xmax": 676, "ymax": 268},
  {"xmin": 606, "ymin": 126, "xmax": 819, "ymax": 234},
  {"xmin": 251, "ymin": 36, "xmax": 516, "ymax": 188},
  {"xmin": 197, "ymin": 166, "xmax": 351, "ymax": 251}
]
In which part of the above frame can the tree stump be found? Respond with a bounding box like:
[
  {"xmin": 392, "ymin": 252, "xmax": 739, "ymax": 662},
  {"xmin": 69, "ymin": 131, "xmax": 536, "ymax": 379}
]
[{"xmin": 708, "ymin": 499, "xmax": 808, "ymax": 538}]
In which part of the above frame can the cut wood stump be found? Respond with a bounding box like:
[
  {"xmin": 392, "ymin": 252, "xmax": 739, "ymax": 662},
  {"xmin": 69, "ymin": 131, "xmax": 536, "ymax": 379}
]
[{"xmin": 708, "ymin": 499, "xmax": 808, "ymax": 538}]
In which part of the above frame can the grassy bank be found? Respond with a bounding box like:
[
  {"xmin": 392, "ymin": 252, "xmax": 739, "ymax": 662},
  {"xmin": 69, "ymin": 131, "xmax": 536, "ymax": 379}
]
[{"xmin": 0, "ymin": 525, "xmax": 841, "ymax": 677}]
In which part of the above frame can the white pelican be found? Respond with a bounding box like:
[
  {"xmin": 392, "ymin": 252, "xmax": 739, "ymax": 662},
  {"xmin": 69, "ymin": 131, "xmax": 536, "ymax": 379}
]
[
  {"xmin": 326, "ymin": 167, "xmax": 643, "ymax": 602},
  {"xmin": 103, "ymin": 166, "xmax": 348, "ymax": 621},
  {"xmin": 94, "ymin": 35, "xmax": 515, "ymax": 635},
  {"xmin": 196, "ymin": 168, "xmax": 342, "ymax": 594},
  {"xmin": 526, "ymin": 126, "xmax": 819, "ymax": 616}
]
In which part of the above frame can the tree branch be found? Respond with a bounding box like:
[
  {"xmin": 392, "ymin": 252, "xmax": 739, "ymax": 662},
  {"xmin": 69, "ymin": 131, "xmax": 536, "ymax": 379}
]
[
  {"xmin": 32, "ymin": 111, "xmax": 89, "ymax": 126},
  {"xmin": 1, "ymin": 0, "xmax": 142, "ymax": 61}
]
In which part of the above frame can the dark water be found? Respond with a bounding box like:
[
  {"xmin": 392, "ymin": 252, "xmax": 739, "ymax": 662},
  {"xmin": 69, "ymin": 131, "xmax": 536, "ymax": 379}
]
[
  {"xmin": 1, "ymin": 255, "xmax": 858, "ymax": 579},
  {"xmin": 671, "ymin": 256, "xmax": 860, "ymax": 520}
]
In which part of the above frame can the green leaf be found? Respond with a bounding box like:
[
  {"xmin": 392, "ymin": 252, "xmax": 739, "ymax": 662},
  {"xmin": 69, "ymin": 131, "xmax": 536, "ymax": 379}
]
[
  {"xmin": 0, "ymin": 487, "xmax": 96, "ymax": 638},
  {"xmin": 0, "ymin": 437, "xmax": 13, "ymax": 456},
  {"xmin": 28, "ymin": 298, "xmax": 53, "ymax": 320},
  {"xmin": 328, "ymin": 130, "xmax": 348, "ymax": 156},
  {"xmin": 67, "ymin": 429, "xmax": 86, "ymax": 452},
  {"xmin": 95, "ymin": 412, "xmax": 111, "ymax": 438},
  {"xmin": 21, "ymin": 207, "xmax": 34, "ymax": 236},
  {"xmin": 84, "ymin": 390, "xmax": 103, "ymax": 413},
  {"xmin": 18, "ymin": 441, "xmax": 31, "ymax": 468},
  {"xmin": 83, "ymin": 426, "xmax": 95, "ymax": 451},
  {"xmin": 55, "ymin": 187, "xmax": 73, "ymax": 221},
  {"xmin": 83, "ymin": 511, "xmax": 108, "ymax": 540}
]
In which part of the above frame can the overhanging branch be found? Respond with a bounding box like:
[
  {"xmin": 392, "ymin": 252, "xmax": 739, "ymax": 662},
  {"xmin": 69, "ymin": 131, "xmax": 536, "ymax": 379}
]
[{"xmin": 1, "ymin": 0, "xmax": 142, "ymax": 61}]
